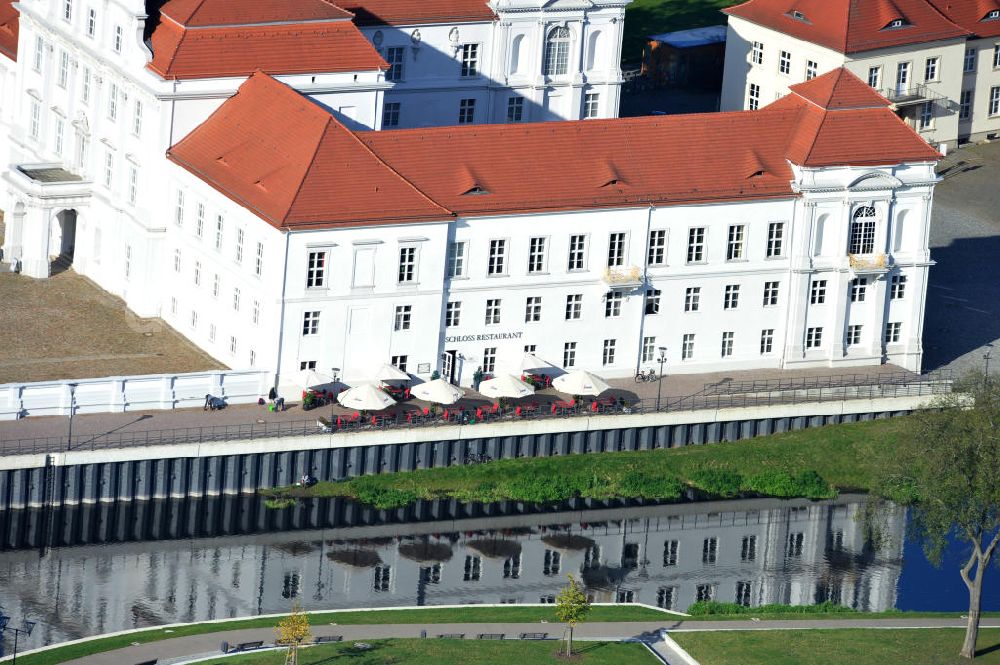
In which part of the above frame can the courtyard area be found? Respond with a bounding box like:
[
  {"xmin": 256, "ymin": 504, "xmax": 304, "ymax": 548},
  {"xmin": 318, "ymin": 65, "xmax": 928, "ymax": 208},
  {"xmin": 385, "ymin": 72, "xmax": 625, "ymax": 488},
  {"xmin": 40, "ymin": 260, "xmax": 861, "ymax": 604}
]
[{"xmin": 0, "ymin": 220, "xmax": 224, "ymax": 383}]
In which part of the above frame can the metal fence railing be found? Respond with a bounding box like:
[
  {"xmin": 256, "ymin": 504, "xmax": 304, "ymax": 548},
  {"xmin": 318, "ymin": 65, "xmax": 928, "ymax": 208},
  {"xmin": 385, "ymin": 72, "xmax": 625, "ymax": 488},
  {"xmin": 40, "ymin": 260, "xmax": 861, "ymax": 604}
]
[{"xmin": 0, "ymin": 372, "xmax": 953, "ymax": 457}]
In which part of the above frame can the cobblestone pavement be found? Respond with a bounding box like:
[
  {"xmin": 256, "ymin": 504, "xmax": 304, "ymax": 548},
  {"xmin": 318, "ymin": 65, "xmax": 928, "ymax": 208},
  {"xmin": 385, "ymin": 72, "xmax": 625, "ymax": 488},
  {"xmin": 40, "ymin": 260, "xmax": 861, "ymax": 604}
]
[{"xmin": 925, "ymin": 141, "xmax": 1000, "ymax": 375}]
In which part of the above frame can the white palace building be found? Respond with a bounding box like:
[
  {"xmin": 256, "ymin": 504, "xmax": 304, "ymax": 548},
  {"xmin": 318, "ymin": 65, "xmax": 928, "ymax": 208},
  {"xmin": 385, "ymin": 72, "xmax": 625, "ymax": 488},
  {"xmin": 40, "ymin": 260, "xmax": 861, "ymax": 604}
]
[{"xmin": 0, "ymin": 0, "xmax": 942, "ymax": 388}]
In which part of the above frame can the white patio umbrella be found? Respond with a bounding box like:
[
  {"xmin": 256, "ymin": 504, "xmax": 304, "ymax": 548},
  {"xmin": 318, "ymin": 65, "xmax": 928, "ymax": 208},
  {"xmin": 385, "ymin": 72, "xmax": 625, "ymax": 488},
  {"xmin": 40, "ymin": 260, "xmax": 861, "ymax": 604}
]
[
  {"xmin": 519, "ymin": 353, "xmax": 556, "ymax": 373},
  {"xmin": 372, "ymin": 363, "xmax": 410, "ymax": 382},
  {"xmin": 289, "ymin": 369, "xmax": 337, "ymax": 392},
  {"xmin": 410, "ymin": 378, "xmax": 465, "ymax": 405},
  {"xmin": 336, "ymin": 383, "xmax": 396, "ymax": 411},
  {"xmin": 553, "ymin": 370, "xmax": 611, "ymax": 396},
  {"xmin": 478, "ymin": 374, "xmax": 535, "ymax": 399}
]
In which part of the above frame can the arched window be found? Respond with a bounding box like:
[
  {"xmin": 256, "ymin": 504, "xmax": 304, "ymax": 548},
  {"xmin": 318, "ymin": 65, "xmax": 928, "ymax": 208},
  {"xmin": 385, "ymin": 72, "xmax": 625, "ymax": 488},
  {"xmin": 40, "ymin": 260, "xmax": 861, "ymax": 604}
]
[
  {"xmin": 848, "ymin": 206, "xmax": 877, "ymax": 255},
  {"xmin": 586, "ymin": 30, "xmax": 602, "ymax": 71},
  {"xmin": 543, "ymin": 26, "xmax": 570, "ymax": 76},
  {"xmin": 510, "ymin": 34, "xmax": 524, "ymax": 75}
]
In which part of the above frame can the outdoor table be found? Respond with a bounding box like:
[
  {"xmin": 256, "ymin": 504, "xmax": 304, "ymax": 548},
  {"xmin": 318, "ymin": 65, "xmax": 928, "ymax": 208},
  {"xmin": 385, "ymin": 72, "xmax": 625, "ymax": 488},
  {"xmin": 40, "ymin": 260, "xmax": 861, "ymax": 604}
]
[
  {"xmin": 442, "ymin": 408, "xmax": 464, "ymax": 423},
  {"xmin": 515, "ymin": 402, "xmax": 540, "ymax": 417},
  {"xmin": 336, "ymin": 412, "xmax": 362, "ymax": 429},
  {"xmin": 591, "ymin": 397, "xmax": 620, "ymax": 413},
  {"xmin": 384, "ymin": 385, "xmax": 411, "ymax": 400},
  {"xmin": 551, "ymin": 399, "xmax": 576, "ymax": 414}
]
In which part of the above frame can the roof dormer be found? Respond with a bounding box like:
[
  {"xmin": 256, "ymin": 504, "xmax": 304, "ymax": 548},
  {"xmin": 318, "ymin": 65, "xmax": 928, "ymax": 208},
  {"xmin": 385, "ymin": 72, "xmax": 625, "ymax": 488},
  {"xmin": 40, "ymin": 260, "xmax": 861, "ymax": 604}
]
[
  {"xmin": 882, "ymin": 17, "xmax": 909, "ymax": 30},
  {"xmin": 984, "ymin": 9, "xmax": 1000, "ymax": 21}
]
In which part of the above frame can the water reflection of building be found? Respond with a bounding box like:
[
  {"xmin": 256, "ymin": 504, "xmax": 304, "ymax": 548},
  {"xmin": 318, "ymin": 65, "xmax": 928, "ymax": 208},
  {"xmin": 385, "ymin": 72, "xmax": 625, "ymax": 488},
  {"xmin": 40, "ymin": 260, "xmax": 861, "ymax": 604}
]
[{"xmin": 0, "ymin": 496, "xmax": 904, "ymax": 650}]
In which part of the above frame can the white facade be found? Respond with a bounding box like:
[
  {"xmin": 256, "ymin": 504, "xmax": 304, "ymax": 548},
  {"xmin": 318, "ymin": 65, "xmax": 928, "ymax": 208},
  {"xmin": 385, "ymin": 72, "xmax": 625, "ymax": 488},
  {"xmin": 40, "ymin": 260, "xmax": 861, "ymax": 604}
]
[{"xmin": 721, "ymin": 15, "xmax": 1000, "ymax": 147}]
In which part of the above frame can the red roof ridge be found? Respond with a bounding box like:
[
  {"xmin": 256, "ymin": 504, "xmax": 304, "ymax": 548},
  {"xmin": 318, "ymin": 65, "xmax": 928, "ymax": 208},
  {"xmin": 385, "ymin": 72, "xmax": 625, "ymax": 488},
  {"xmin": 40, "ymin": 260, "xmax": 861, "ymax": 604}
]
[{"xmin": 787, "ymin": 68, "xmax": 891, "ymax": 110}]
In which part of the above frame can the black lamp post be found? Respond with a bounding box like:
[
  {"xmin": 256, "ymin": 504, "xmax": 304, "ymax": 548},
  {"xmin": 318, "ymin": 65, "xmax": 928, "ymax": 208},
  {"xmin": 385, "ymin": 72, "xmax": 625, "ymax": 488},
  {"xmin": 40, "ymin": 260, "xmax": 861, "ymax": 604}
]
[
  {"xmin": 66, "ymin": 383, "xmax": 77, "ymax": 451},
  {"xmin": 0, "ymin": 615, "xmax": 36, "ymax": 665},
  {"xmin": 655, "ymin": 347, "xmax": 668, "ymax": 411}
]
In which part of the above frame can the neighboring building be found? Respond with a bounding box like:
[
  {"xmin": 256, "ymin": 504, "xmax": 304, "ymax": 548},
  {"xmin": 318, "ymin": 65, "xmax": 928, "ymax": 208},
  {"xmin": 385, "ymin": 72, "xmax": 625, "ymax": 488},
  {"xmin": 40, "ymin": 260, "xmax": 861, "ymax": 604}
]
[
  {"xmin": 643, "ymin": 25, "xmax": 727, "ymax": 89},
  {"xmin": 7, "ymin": 67, "xmax": 939, "ymax": 386},
  {"xmin": 720, "ymin": 0, "xmax": 1000, "ymax": 147}
]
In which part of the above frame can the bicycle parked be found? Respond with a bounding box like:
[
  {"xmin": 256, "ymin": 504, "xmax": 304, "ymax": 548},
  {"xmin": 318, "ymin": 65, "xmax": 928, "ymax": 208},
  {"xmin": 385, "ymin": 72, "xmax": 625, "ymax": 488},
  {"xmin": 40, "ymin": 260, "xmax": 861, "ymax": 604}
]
[{"xmin": 634, "ymin": 368, "xmax": 658, "ymax": 383}]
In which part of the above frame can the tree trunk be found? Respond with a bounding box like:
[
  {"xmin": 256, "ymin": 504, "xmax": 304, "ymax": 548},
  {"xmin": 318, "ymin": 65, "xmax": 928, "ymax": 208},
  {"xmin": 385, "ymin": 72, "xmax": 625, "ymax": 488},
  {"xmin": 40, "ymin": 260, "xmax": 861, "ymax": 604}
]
[
  {"xmin": 961, "ymin": 564, "xmax": 984, "ymax": 659},
  {"xmin": 566, "ymin": 625, "xmax": 574, "ymax": 657}
]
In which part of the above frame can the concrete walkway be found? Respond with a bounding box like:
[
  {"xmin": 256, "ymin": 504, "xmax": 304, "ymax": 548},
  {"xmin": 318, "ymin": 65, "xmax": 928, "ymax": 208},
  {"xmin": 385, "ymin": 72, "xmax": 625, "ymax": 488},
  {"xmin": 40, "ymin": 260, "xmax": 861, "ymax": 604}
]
[{"xmin": 43, "ymin": 617, "xmax": 1000, "ymax": 665}]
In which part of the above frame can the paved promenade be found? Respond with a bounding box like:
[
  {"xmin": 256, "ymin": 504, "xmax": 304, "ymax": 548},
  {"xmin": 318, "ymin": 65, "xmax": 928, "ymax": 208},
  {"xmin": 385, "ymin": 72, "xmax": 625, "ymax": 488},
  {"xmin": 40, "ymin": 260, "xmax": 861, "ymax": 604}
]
[{"xmin": 41, "ymin": 617, "xmax": 1000, "ymax": 665}]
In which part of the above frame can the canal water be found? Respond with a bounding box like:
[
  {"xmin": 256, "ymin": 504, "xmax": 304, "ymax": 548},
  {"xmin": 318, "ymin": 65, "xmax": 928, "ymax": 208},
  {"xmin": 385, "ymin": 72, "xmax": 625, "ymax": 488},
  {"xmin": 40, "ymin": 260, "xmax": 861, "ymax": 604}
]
[{"xmin": 0, "ymin": 494, "xmax": 995, "ymax": 651}]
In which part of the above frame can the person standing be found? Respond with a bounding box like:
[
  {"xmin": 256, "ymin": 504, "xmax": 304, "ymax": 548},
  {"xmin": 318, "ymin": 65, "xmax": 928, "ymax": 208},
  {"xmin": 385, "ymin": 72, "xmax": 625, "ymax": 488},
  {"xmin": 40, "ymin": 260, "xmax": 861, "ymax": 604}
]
[{"xmin": 473, "ymin": 366, "xmax": 484, "ymax": 392}]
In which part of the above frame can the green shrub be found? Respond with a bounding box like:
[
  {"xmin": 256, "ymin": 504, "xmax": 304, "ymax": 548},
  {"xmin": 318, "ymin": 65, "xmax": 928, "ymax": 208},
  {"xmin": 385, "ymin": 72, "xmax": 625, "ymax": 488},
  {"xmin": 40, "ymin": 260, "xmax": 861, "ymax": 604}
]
[
  {"xmin": 745, "ymin": 470, "xmax": 834, "ymax": 499},
  {"xmin": 263, "ymin": 497, "xmax": 297, "ymax": 509},
  {"xmin": 505, "ymin": 472, "xmax": 581, "ymax": 503},
  {"xmin": 688, "ymin": 468, "xmax": 743, "ymax": 497},
  {"xmin": 687, "ymin": 601, "xmax": 858, "ymax": 616},
  {"xmin": 347, "ymin": 477, "xmax": 420, "ymax": 509},
  {"xmin": 617, "ymin": 471, "xmax": 685, "ymax": 499}
]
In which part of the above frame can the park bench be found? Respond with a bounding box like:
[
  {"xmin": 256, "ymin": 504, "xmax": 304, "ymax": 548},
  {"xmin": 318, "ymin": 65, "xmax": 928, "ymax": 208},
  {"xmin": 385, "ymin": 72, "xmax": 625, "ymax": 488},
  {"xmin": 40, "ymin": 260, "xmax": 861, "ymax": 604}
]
[
  {"xmin": 477, "ymin": 633, "xmax": 505, "ymax": 640},
  {"xmin": 438, "ymin": 633, "xmax": 465, "ymax": 639},
  {"xmin": 314, "ymin": 635, "xmax": 343, "ymax": 644},
  {"xmin": 519, "ymin": 632, "xmax": 549, "ymax": 640},
  {"xmin": 234, "ymin": 640, "xmax": 264, "ymax": 651}
]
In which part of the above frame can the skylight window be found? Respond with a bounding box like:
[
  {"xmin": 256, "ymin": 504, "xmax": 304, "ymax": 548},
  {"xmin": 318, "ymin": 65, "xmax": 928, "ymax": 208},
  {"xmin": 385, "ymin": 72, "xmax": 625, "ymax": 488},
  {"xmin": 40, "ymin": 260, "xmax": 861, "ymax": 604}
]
[
  {"xmin": 792, "ymin": 10, "xmax": 805, "ymax": 20},
  {"xmin": 883, "ymin": 18, "xmax": 908, "ymax": 29},
  {"xmin": 984, "ymin": 9, "xmax": 1000, "ymax": 21},
  {"xmin": 462, "ymin": 185, "xmax": 489, "ymax": 196}
]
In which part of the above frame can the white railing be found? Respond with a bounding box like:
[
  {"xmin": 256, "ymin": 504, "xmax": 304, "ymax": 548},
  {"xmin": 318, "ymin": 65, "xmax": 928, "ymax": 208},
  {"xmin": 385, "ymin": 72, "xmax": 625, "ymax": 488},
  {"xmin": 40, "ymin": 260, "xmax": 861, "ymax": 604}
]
[{"xmin": 0, "ymin": 370, "xmax": 271, "ymax": 421}]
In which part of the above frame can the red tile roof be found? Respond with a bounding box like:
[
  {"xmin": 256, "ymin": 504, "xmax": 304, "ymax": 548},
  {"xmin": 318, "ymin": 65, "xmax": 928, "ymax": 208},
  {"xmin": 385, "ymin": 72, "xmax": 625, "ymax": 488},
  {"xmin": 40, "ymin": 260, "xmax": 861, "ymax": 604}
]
[
  {"xmin": 0, "ymin": 0, "xmax": 17, "ymax": 62},
  {"xmin": 159, "ymin": 0, "xmax": 355, "ymax": 26},
  {"xmin": 927, "ymin": 0, "xmax": 1000, "ymax": 38},
  {"xmin": 168, "ymin": 69, "xmax": 940, "ymax": 231},
  {"xmin": 338, "ymin": 0, "xmax": 495, "ymax": 26},
  {"xmin": 724, "ymin": 0, "xmax": 969, "ymax": 53},
  {"xmin": 787, "ymin": 67, "xmax": 891, "ymax": 110},
  {"xmin": 168, "ymin": 72, "xmax": 450, "ymax": 228},
  {"xmin": 148, "ymin": 18, "xmax": 386, "ymax": 79}
]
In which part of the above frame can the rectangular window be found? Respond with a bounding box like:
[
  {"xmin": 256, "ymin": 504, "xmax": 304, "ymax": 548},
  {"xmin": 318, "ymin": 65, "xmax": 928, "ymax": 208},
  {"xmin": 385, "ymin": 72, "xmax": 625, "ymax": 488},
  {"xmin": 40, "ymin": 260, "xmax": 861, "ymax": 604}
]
[
  {"xmin": 63, "ymin": 0, "xmax": 72, "ymax": 20},
  {"xmin": 648, "ymin": 229, "xmax": 666, "ymax": 266},
  {"xmin": 232, "ymin": 287, "xmax": 240, "ymax": 311},
  {"xmin": 687, "ymin": 227, "xmax": 706, "ymax": 263},
  {"xmin": 751, "ymin": 41, "xmax": 763, "ymax": 65},
  {"xmin": 918, "ymin": 101, "xmax": 934, "ymax": 129},
  {"xmin": 463, "ymin": 554, "xmax": 482, "ymax": 581},
  {"xmin": 607, "ymin": 232, "xmax": 626, "ymax": 267},
  {"xmin": 460, "ymin": 43, "xmax": 479, "ymax": 77},
  {"xmin": 391, "ymin": 355, "xmax": 408, "ymax": 372},
  {"xmin": 760, "ymin": 328, "xmax": 774, "ymax": 354},
  {"xmin": 568, "ymin": 234, "xmax": 587, "ymax": 270},
  {"xmin": 562, "ymin": 341, "xmax": 577, "ymax": 367},
  {"xmin": 810, "ymin": 279, "xmax": 827, "ymax": 305},
  {"xmin": 924, "ymin": 56, "xmax": 938, "ymax": 82},
  {"xmin": 445, "ymin": 301, "xmax": 461, "ymax": 327},
  {"xmin": 82, "ymin": 67, "xmax": 91, "ymax": 104},
  {"xmin": 483, "ymin": 347, "xmax": 497, "ymax": 373},
  {"xmin": 507, "ymin": 96, "xmax": 524, "ymax": 123},
  {"xmin": 806, "ymin": 326, "xmax": 823, "ymax": 349},
  {"xmin": 741, "ymin": 535, "xmax": 757, "ymax": 561},
  {"xmin": 487, "ymin": 239, "xmax": 506, "ymax": 275},
  {"xmin": 565, "ymin": 294, "xmax": 582, "ymax": 320},
  {"xmin": 525, "ymin": 296, "xmax": 542, "ymax": 322},
  {"xmin": 33, "ymin": 36, "xmax": 43, "ymax": 71},
  {"xmin": 385, "ymin": 46, "xmax": 404, "ymax": 81},
  {"xmin": 763, "ymin": 281, "xmax": 779, "ymax": 306},
  {"xmin": 605, "ymin": 292, "xmax": 623, "ymax": 317},
  {"xmin": 787, "ymin": 532, "xmax": 804, "ymax": 557},
  {"xmin": 255, "ymin": 242, "xmax": 264, "ymax": 277},
  {"xmin": 29, "ymin": 99, "xmax": 40, "ymax": 139},
  {"xmin": 212, "ymin": 273, "xmax": 220, "ymax": 297},
  {"xmin": 849, "ymin": 212, "xmax": 876, "ymax": 254},
  {"xmin": 235, "ymin": 228, "xmax": 244, "ymax": 264},
  {"xmin": 215, "ymin": 215, "xmax": 224, "ymax": 250},
  {"xmin": 726, "ymin": 224, "xmax": 745, "ymax": 261},
  {"xmin": 458, "ymin": 98, "xmax": 476, "ymax": 124},
  {"xmin": 252, "ymin": 300, "xmax": 260, "ymax": 325},
  {"xmin": 657, "ymin": 586, "xmax": 677, "ymax": 610},
  {"xmin": 748, "ymin": 83, "xmax": 760, "ymax": 110},
  {"xmin": 584, "ymin": 92, "xmax": 599, "ymax": 119},
  {"xmin": 394, "ymin": 305, "xmax": 412, "ymax": 331},
  {"xmin": 868, "ymin": 66, "xmax": 881, "ymax": 89},
  {"xmin": 847, "ymin": 324, "xmax": 862, "ymax": 346},
  {"xmin": 87, "ymin": 8, "xmax": 96, "ymax": 37},
  {"xmin": 682, "ymin": 333, "xmax": 695, "ymax": 360},
  {"xmin": 779, "ymin": 50, "xmax": 791, "ymax": 75},
  {"xmin": 642, "ymin": 336, "xmax": 656, "ymax": 362},
  {"xmin": 175, "ymin": 191, "xmax": 185, "ymax": 226},
  {"xmin": 721, "ymin": 331, "xmax": 734, "ymax": 358},
  {"xmin": 373, "ymin": 565, "xmax": 390, "ymax": 592},
  {"xmin": 108, "ymin": 83, "xmax": 118, "ymax": 120},
  {"xmin": 300, "ymin": 361, "xmax": 318, "ymax": 371},
  {"xmin": 113, "ymin": 24, "xmax": 122, "ymax": 53},
  {"xmin": 766, "ymin": 222, "xmax": 785, "ymax": 257},
  {"xmin": 382, "ymin": 102, "xmax": 400, "ymax": 128},
  {"xmin": 663, "ymin": 540, "xmax": 679, "ymax": 566},
  {"xmin": 702, "ymin": 537, "xmax": 718, "ymax": 564},
  {"xmin": 736, "ymin": 581, "xmax": 752, "ymax": 607},
  {"xmin": 806, "ymin": 59, "xmax": 818, "ymax": 80},
  {"xmin": 133, "ymin": 100, "xmax": 143, "ymax": 135},
  {"xmin": 685, "ymin": 286, "xmax": 701, "ymax": 312},
  {"xmin": 306, "ymin": 251, "xmax": 326, "ymax": 288},
  {"xmin": 485, "ymin": 298, "xmax": 501, "ymax": 325},
  {"xmin": 890, "ymin": 274, "xmax": 907, "ymax": 299},
  {"xmin": 228, "ymin": 336, "xmax": 238, "ymax": 355},
  {"xmin": 302, "ymin": 310, "xmax": 320, "ymax": 335},
  {"xmin": 528, "ymin": 237, "xmax": 547, "ymax": 273},
  {"xmin": 995, "ymin": 44, "xmax": 1000, "ymax": 68},
  {"xmin": 851, "ymin": 277, "xmax": 868, "ymax": 302},
  {"xmin": 543, "ymin": 549, "xmax": 562, "ymax": 576},
  {"xmin": 127, "ymin": 164, "xmax": 137, "ymax": 204},
  {"xmin": 173, "ymin": 248, "xmax": 181, "ymax": 273},
  {"xmin": 645, "ymin": 288, "xmax": 661, "ymax": 315},
  {"xmin": 885, "ymin": 321, "xmax": 902, "ymax": 343},
  {"xmin": 990, "ymin": 86, "xmax": 1000, "ymax": 116},
  {"xmin": 54, "ymin": 116, "xmax": 67, "ymax": 158},
  {"xmin": 602, "ymin": 339, "xmax": 616, "ymax": 365},
  {"xmin": 195, "ymin": 203, "xmax": 204, "ymax": 237},
  {"xmin": 447, "ymin": 241, "xmax": 466, "ymax": 278},
  {"xmin": 960, "ymin": 90, "xmax": 973, "ymax": 119},
  {"xmin": 724, "ymin": 284, "xmax": 740, "ymax": 310},
  {"xmin": 103, "ymin": 150, "xmax": 114, "ymax": 188},
  {"xmin": 696, "ymin": 584, "xmax": 716, "ymax": 602},
  {"xmin": 193, "ymin": 260, "xmax": 201, "ymax": 286},
  {"xmin": 965, "ymin": 48, "xmax": 976, "ymax": 73},
  {"xmin": 58, "ymin": 51, "xmax": 69, "ymax": 88},
  {"xmin": 398, "ymin": 246, "xmax": 416, "ymax": 283}
]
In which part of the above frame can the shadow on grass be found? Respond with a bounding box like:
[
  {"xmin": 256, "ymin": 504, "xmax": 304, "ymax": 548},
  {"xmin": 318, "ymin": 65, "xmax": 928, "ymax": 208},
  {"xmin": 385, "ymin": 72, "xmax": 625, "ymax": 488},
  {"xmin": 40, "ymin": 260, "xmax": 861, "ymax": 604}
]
[
  {"xmin": 977, "ymin": 639, "xmax": 1000, "ymax": 658},
  {"xmin": 310, "ymin": 641, "xmax": 390, "ymax": 664}
]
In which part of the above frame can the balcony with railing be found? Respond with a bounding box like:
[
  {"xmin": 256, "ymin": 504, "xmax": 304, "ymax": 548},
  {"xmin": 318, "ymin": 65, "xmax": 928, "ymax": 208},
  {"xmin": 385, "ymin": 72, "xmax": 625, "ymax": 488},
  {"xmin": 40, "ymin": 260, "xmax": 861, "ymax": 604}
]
[
  {"xmin": 602, "ymin": 266, "xmax": 644, "ymax": 289},
  {"xmin": 880, "ymin": 83, "xmax": 949, "ymax": 108}
]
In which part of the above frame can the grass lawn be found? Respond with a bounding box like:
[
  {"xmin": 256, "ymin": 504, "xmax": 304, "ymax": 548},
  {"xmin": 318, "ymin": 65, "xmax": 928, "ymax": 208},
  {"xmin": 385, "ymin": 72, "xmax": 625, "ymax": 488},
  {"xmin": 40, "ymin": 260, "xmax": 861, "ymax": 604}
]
[
  {"xmin": 272, "ymin": 418, "xmax": 909, "ymax": 509},
  {"xmin": 622, "ymin": 0, "xmax": 741, "ymax": 63},
  {"xmin": 194, "ymin": 640, "xmax": 657, "ymax": 665},
  {"xmin": 14, "ymin": 606, "xmax": 667, "ymax": 665},
  {"xmin": 673, "ymin": 628, "xmax": 1000, "ymax": 665}
]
